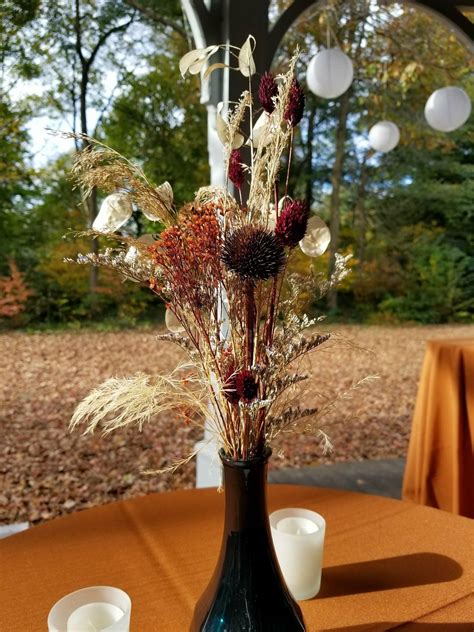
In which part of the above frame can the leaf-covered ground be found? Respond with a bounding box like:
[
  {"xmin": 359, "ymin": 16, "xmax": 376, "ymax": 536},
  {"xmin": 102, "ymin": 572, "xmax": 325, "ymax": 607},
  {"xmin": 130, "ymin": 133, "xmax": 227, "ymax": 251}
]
[{"xmin": 1, "ymin": 324, "xmax": 472, "ymax": 525}]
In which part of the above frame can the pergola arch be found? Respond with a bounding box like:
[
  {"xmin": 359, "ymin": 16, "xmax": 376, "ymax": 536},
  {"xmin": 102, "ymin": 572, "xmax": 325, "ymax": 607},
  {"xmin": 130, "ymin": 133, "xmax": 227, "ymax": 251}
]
[
  {"xmin": 269, "ymin": 1, "xmax": 474, "ymax": 65},
  {"xmin": 182, "ymin": 0, "xmax": 474, "ymax": 105}
]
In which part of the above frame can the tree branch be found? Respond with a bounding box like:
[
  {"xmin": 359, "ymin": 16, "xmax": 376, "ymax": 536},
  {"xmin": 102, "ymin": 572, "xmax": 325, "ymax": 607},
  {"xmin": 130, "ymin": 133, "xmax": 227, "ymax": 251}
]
[
  {"xmin": 86, "ymin": 14, "xmax": 137, "ymax": 70},
  {"xmin": 123, "ymin": 0, "xmax": 187, "ymax": 39},
  {"xmin": 74, "ymin": 0, "xmax": 86, "ymax": 65}
]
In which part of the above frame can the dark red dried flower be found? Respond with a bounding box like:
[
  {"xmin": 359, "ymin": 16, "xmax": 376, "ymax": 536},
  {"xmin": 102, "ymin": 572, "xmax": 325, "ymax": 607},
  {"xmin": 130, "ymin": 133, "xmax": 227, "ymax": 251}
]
[
  {"xmin": 284, "ymin": 79, "xmax": 305, "ymax": 127},
  {"xmin": 228, "ymin": 150, "xmax": 245, "ymax": 189},
  {"xmin": 222, "ymin": 226, "xmax": 285, "ymax": 281},
  {"xmin": 275, "ymin": 199, "xmax": 310, "ymax": 248},
  {"xmin": 259, "ymin": 72, "xmax": 278, "ymax": 114},
  {"xmin": 235, "ymin": 369, "xmax": 258, "ymax": 403}
]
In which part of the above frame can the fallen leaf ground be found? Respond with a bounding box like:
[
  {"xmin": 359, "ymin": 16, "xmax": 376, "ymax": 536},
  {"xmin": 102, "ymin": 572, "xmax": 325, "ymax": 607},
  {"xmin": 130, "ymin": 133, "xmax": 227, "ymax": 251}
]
[{"xmin": 1, "ymin": 324, "xmax": 472, "ymax": 525}]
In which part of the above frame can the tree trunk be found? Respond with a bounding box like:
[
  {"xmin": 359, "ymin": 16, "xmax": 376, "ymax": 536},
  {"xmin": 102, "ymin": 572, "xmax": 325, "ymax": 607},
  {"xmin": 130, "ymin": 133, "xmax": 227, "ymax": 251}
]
[
  {"xmin": 327, "ymin": 90, "xmax": 350, "ymax": 311},
  {"xmin": 305, "ymin": 106, "xmax": 317, "ymax": 207},
  {"xmin": 79, "ymin": 66, "xmax": 99, "ymax": 297},
  {"xmin": 355, "ymin": 151, "xmax": 370, "ymax": 263}
]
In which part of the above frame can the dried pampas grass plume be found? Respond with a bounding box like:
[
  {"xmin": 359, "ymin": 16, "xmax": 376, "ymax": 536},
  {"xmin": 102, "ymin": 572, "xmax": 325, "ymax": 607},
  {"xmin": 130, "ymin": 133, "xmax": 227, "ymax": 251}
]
[
  {"xmin": 70, "ymin": 365, "xmax": 210, "ymax": 435},
  {"xmin": 60, "ymin": 132, "xmax": 177, "ymax": 225}
]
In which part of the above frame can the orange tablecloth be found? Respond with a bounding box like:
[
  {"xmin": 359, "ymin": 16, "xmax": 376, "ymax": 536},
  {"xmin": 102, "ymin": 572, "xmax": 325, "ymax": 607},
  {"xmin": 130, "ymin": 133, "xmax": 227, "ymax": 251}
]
[
  {"xmin": 1, "ymin": 485, "xmax": 474, "ymax": 631},
  {"xmin": 403, "ymin": 339, "xmax": 474, "ymax": 518}
]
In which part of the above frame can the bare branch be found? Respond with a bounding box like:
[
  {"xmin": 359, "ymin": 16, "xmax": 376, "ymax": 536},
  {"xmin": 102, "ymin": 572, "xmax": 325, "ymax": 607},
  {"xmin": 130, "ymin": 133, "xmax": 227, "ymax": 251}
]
[{"xmin": 123, "ymin": 0, "xmax": 187, "ymax": 39}]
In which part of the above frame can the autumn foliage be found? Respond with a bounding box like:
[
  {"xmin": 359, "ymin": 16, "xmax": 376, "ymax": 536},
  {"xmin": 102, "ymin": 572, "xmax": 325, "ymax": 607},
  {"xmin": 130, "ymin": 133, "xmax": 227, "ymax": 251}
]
[{"xmin": 0, "ymin": 261, "xmax": 32, "ymax": 318}]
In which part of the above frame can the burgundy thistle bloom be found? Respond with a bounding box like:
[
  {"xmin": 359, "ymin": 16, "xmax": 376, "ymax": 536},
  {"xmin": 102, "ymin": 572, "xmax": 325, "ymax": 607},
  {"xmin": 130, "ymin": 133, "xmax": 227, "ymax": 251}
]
[
  {"xmin": 222, "ymin": 226, "xmax": 285, "ymax": 281},
  {"xmin": 259, "ymin": 72, "xmax": 278, "ymax": 114},
  {"xmin": 275, "ymin": 199, "xmax": 310, "ymax": 248},
  {"xmin": 284, "ymin": 79, "xmax": 305, "ymax": 127},
  {"xmin": 228, "ymin": 150, "xmax": 245, "ymax": 190},
  {"xmin": 235, "ymin": 369, "xmax": 258, "ymax": 403}
]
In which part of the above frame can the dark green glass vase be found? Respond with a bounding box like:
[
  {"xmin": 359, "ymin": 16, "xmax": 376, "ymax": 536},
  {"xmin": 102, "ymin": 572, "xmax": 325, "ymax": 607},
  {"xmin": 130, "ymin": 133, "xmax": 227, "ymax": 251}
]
[{"xmin": 190, "ymin": 448, "xmax": 306, "ymax": 631}]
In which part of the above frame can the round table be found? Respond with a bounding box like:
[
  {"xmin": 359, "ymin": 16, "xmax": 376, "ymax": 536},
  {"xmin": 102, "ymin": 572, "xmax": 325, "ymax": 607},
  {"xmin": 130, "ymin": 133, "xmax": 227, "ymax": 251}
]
[{"xmin": 1, "ymin": 485, "xmax": 473, "ymax": 631}]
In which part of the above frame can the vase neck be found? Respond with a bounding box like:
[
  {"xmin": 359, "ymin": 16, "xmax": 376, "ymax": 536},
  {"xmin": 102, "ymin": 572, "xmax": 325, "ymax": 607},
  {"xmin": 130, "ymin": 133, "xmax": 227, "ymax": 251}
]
[{"xmin": 221, "ymin": 452, "xmax": 270, "ymax": 532}]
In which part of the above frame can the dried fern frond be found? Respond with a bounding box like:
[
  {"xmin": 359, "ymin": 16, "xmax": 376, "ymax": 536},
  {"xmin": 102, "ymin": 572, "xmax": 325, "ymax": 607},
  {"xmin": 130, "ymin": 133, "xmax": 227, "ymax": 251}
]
[
  {"xmin": 156, "ymin": 332, "xmax": 197, "ymax": 355},
  {"xmin": 65, "ymin": 247, "xmax": 159, "ymax": 285}
]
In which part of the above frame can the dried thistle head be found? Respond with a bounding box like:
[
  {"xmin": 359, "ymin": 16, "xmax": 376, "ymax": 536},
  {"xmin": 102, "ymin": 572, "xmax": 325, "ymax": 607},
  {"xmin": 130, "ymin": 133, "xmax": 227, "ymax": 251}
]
[
  {"xmin": 284, "ymin": 78, "xmax": 305, "ymax": 127},
  {"xmin": 275, "ymin": 199, "xmax": 310, "ymax": 248},
  {"xmin": 259, "ymin": 72, "xmax": 278, "ymax": 114},
  {"xmin": 235, "ymin": 369, "xmax": 258, "ymax": 403},
  {"xmin": 221, "ymin": 226, "xmax": 285, "ymax": 281},
  {"xmin": 228, "ymin": 150, "xmax": 245, "ymax": 189}
]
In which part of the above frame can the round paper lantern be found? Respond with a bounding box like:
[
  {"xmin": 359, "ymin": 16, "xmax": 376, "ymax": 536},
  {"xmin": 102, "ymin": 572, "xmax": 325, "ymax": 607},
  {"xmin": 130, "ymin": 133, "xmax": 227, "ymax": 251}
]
[
  {"xmin": 165, "ymin": 308, "xmax": 185, "ymax": 333},
  {"xmin": 368, "ymin": 121, "xmax": 400, "ymax": 153},
  {"xmin": 93, "ymin": 192, "xmax": 133, "ymax": 233},
  {"xmin": 299, "ymin": 216, "xmax": 331, "ymax": 258},
  {"xmin": 306, "ymin": 48, "xmax": 354, "ymax": 99},
  {"xmin": 424, "ymin": 86, "xmax": 472, "ymax": 132}
]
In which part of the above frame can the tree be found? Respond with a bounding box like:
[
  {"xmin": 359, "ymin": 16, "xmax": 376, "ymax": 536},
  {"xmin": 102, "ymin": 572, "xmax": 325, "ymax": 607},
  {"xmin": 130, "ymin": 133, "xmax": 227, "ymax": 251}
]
[
  {"xmin": 0, "ymin": 0, "xmax": 40, "ymax": 274},
  {"xmin": 102, "ymin": 46, "xmax": 208, "ymax": 207},
  {"xmin": 0, "ymin": 261, "xmax": 32, "ymax": 319},
  {"xmin": 276, "ymin": 0, "xmax": 473, "ymax": 317}
]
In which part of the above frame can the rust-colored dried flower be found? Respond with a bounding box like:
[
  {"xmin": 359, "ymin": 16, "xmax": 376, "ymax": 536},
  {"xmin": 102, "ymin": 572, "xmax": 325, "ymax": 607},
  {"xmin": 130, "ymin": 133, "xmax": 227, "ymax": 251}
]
[
  {"xmin": 149, "ymin": 204, "xmax": 222, "ymax": 305},
  {"xmin": 284, "ymin": 79, "xmax": 305, "ymax": 127},
  {"xmin": 259, "ymin": 72, "xmax": 278, "ymax": 114},
  {"xmin": 275, "ymin": 199, "xmax": 310, "ymax": 248},
  {"xmin": 222, "ymin": 226, "xmax": 285, "ymax": 281},
  {"xmin": 235, "ymin": 369, "xmax": 258, "ymax": 403},
  {"xmin": 228, "ymin": 150, "xmax": 245, "ymax": 190}
]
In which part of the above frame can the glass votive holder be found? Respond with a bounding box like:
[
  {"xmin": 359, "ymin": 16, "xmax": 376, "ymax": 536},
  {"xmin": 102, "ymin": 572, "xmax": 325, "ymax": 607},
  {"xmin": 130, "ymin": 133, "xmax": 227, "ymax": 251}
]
[
  {"xmin": 270, "ymin": 507, "xmax": 326, "ymax": 601},
  {"xmin": 47, "ymin": 586, "xmax": 131, "ymax": 632}
]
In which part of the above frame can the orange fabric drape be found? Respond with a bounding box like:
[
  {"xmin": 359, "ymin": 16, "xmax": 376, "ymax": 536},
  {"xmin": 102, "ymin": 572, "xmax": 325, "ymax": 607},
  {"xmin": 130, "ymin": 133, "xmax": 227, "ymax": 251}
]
[
  {"xmin": 1, "ymin": 485, "xmax": 474, "ymax": 631},
  {"xmin": 403, "ymin": 339, "xmax": 474, "ymax": 518}
]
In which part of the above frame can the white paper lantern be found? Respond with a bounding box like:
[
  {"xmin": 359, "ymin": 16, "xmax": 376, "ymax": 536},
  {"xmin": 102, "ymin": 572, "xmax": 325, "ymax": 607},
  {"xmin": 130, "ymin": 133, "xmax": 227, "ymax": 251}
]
[
  {"xmin": 368, "ymin": 121, "xmax": 400, "ymax": 153},
  {"xmin": 93, "ymin": 192, "xmax": 133, "ymax": 233},
  {"xmin": 306, "ymin": 48, "xmax": 354, "ymax": 99},
  {"xmin": 424, "ymin": 86, "xmax": 472, "ymax": 132},
  {"xmin": 299, "ymin": 216, "xmax": 331, "ymax": 258},
  {"xmin": 165, "ymin": 308, "xmax": 185, "ymax": 333}
]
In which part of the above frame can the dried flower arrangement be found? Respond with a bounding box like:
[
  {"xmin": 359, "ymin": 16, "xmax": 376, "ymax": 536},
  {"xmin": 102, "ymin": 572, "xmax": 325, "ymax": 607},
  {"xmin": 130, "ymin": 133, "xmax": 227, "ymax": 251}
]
[{"xmin": 67, "ymin": 37, "xmax": 366, "ymax": 469}]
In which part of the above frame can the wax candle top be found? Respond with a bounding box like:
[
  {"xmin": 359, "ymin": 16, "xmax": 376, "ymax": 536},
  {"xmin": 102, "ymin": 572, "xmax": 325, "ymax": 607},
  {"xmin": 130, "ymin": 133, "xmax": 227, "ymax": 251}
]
[
  {"xmin": 276, "ymin": 516, "xmax": 319, "ymax": 536},
  {"xmin": 66, "ymin": 602, "xmax": 124, "ymax": 632}
]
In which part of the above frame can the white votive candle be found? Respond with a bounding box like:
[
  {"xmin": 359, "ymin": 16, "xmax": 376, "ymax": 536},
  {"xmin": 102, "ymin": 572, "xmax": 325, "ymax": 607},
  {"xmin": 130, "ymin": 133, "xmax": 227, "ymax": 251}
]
[
  {"xmin": 67, "ymin": 602, "xmax": 124, "ymax": 631},
  {"xmin": 48, "ymin": 586, "xmax": 131, "ymax": 632},
  {"xmin": 276, "ymin": 516, "xmax": 319, "ymax": 536},
  {"xmin": 270, "ymin": 508, "xmax": 326, "ymax": 601}
]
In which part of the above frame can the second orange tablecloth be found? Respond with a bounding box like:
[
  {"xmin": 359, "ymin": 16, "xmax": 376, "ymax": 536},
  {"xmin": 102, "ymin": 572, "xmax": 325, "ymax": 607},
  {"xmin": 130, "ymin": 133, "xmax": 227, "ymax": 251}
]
[{"xmin": 403, "ymin": 338, "xmax": 474, "ymax": 517}]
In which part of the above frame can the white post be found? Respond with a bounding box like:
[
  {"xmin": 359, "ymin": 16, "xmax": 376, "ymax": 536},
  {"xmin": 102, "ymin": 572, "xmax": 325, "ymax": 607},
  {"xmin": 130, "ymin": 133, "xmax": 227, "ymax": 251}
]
[
  {"xmin": 195, "ymin": 104, "xmax": 228, "ymax": 488},
  {"xmin": 181, "ymin": 0, "xmax": 230, "ymax": 487}
]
